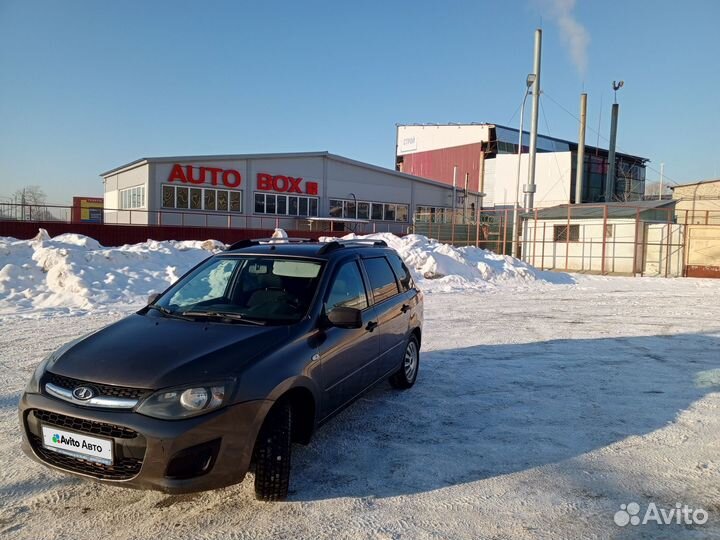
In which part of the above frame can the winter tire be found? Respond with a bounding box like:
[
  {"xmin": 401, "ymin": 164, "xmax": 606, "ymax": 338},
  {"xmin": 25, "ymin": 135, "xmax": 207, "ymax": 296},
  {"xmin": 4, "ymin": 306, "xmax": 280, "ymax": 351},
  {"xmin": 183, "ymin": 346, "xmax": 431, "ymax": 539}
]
[
  {"xmin": 253, "ymin": 400, "xmax": 292, "ymax": 501},
  {"xmin": 389, "ymin": 336, "xmax": 420, "ymax": 389}
]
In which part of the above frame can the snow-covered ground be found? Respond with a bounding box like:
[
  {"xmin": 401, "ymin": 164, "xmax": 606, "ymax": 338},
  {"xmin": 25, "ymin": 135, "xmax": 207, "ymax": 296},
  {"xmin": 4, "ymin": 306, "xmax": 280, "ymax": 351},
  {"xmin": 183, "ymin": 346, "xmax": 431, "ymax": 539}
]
[{"xmin": 1, "ymin": 232, "xmax": 719, "ymax": 539}]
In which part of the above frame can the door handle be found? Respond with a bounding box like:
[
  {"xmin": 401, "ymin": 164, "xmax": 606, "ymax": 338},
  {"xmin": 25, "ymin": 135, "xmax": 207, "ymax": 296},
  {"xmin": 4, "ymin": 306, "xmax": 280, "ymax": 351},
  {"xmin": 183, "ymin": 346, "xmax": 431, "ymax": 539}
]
[
  {"xmin": 366, "ymin": 321, "xmax": 378, "ymax": 332},
  {"xmin": 400, "ymin": 304, "xmax": 410, "ymax": 313}
]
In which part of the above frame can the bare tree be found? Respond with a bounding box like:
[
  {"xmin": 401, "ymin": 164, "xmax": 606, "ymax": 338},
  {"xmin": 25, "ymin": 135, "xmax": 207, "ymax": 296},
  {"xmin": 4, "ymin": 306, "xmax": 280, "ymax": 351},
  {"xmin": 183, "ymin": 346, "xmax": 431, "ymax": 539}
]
[
  {"xmin": 13, "ymin": 185, "xmax": 47, "ymax": 206},
  {"xmin": 13, "ymin": 185, "xmax": 50, "ymax": 220}
]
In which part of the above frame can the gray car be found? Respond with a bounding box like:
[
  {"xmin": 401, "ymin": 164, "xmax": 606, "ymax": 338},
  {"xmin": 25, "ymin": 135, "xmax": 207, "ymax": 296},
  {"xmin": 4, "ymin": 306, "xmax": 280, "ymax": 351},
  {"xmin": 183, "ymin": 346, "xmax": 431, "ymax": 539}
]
[{"xmin": 19, "ymin": 238, "xmax": 423, "ymax": 500}]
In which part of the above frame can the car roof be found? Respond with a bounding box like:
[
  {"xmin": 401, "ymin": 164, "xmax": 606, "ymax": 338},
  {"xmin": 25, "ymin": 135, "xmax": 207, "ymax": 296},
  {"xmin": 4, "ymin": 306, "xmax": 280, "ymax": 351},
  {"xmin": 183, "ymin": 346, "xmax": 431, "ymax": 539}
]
[{"xmin": 218, "ymin": 240, "xmax": 396, "ymax": 261}]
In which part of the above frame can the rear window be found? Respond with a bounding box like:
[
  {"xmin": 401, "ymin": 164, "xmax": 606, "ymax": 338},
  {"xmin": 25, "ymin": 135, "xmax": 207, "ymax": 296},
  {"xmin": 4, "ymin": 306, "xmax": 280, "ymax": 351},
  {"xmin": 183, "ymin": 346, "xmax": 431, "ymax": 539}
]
[
  {"xmin": 387, "ymin": 253, "xmax": 413, "ymax": 292},
  {"xmin": 363, "ymin": 257, "xmax": 400, "ymax": 303}
]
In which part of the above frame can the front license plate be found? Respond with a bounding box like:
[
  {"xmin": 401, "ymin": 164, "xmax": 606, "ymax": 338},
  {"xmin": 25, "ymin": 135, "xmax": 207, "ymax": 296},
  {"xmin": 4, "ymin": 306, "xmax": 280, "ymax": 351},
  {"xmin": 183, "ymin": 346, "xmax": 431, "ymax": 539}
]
[{"xmin": 41, "ymin": 425, "xmax": 113, "ymax": 465}]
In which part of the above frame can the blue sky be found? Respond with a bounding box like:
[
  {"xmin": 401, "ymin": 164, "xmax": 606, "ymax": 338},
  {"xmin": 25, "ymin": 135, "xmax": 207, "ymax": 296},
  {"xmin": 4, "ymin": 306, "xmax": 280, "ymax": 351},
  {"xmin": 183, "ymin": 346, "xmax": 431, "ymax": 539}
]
[{"xmin": 1, "ymin": 0, "xmax": 718, "ymax": 204}]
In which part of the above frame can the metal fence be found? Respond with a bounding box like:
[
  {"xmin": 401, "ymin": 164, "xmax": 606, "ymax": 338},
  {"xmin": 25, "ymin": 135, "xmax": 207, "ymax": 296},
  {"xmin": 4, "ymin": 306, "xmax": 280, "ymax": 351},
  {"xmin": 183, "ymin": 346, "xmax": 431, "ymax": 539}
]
[
  {"xmin": 412, "ymin": 207, "xmax": 720, "ymax": 278},
  {"xmin": 0, "ymin": 203, "xmax": 403, "ymax": 234}
]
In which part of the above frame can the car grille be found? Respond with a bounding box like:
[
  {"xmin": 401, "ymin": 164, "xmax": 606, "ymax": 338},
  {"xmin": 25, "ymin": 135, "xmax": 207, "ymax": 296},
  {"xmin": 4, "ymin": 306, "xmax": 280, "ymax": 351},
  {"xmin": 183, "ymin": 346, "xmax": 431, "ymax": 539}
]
[
  {"xmin": 27, "ymin": 409, "xmax": 145, "ymax": 480},
  {"xmin": 44, "ymin": 372, "xmax": 150, "ymax": 400},
  {"xmin": 31, "ymin": 409, "xmax": 138, "ymax": 439},
  {"xmin": 29, "ymin": 434, "xmax": 142, "ymax": 480}
]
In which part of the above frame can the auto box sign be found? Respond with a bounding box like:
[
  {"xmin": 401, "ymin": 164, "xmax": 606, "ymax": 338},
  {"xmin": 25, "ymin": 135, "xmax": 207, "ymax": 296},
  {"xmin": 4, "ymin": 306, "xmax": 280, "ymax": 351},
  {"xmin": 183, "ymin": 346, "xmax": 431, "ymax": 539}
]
[
  {"xmin": 256, "ymin": 173, "xmax": 318, "ymax": 195},
  {"xmin": 166, "ymin": 165, "xmax": 319, "ymax": 195},
  {"xmin": 168, "ymin": 164, "xmax": 243, "ymax": 188}
]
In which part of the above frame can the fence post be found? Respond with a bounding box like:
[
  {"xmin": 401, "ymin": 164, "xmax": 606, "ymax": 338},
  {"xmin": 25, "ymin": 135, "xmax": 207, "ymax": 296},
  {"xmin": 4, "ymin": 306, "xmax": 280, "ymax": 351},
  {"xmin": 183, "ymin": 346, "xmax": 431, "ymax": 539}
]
[
  {"xmin": 565, "ymin": 205, "xmax": 571, "ymax": 272},
  {"xmin": 665, "ymin": 207, "xmax": 672, "ymax": 277},
  {"xmin": 451, "ymin": 209, "xmax": 456, "ymax": 245},
  {"xmin": 475, "ymin": 208, "xmax": 480, "ymax": 248},
  {"xmin": 532, "ymin": 208, "xmax": 538, "ymax": 265},
  {"xmin": 502, "ymin": 209, "xmax": 508, "ymax": 255},
  {"xmin": 632, "ymin": 208, "xmax": 640, "ymax": 275},
  {"xmin": 541, "ymin": 222, "xmax": 546, "ymax": 269},
  {"xmin": 601, "ymin": 205, "xmax": 608, "ymax": 275}
]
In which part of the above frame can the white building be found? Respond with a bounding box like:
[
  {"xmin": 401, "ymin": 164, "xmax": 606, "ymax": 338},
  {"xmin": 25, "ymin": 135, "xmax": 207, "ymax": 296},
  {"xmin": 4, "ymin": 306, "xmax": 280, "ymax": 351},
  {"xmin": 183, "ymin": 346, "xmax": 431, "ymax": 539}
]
[
  {"xmin": 396, "ymin": 123, "xmax": 649, "ymax": 209},
  {"xmin": 101, "ymin": 152, "xmax": 474, "ymax": 234},
  {"xmin": 523, "ymin": 201, "xmax": 681, "ymax": 276}
]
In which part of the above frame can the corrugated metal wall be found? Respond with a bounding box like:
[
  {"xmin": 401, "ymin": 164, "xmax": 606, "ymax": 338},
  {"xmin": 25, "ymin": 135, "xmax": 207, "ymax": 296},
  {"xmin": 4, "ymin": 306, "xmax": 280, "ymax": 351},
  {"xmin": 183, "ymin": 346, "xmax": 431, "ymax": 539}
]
[{"xmin": 398, "ymin": 143, "xmax": 483, "ymax": 193}]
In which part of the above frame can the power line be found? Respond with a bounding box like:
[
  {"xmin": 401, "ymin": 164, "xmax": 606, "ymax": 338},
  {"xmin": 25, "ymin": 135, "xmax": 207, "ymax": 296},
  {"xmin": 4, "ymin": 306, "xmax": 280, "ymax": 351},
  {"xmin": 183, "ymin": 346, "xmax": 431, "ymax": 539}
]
[{"xmin": 542, "ymin": 91, "xmax": 681, "ymax": 186}]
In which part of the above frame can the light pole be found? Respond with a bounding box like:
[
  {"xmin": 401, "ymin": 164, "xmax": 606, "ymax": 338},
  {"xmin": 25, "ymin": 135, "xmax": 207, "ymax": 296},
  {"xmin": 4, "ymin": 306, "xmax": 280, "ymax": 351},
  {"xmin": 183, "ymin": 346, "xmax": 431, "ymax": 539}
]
[
  {"xmin": 348, "ymin": 192, "xmax": 358, "ymax": 232},
  {"xmin": 512, "ymin": 73, "xmax": 536, "ymax": 259}
]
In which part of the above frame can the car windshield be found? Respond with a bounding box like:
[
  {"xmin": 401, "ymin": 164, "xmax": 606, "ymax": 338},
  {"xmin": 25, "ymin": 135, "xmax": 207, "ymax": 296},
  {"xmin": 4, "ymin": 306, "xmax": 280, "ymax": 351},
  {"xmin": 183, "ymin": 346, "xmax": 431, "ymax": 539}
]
[{"xmin": 151, "ymin": 256, "xmax": 324, "ymax": 324}]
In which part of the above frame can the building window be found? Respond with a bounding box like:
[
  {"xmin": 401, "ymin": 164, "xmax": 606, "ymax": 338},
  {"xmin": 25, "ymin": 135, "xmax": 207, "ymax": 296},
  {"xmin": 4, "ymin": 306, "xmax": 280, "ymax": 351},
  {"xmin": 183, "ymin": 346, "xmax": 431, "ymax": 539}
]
[
  {"xmin": 119, "ymin": 185, "xmax": 146, "ymax": 209},
  {"xmin": 415, "ymin": 206, "xmax": 452, "ymax": 223},
  {"xmin": 553, "ymin": 224, "xmax": 580, "ymax": 242},
  {"xmin": 254, "ymin": 193, "xmax": 319, "ymax": 217},
  {"xmin": 162, "ymin": 184, "xmax": 242, "ymax": 213},
  {"xmin": 329, "ymin": 198, "xmax": 409, "ymax": 222}
]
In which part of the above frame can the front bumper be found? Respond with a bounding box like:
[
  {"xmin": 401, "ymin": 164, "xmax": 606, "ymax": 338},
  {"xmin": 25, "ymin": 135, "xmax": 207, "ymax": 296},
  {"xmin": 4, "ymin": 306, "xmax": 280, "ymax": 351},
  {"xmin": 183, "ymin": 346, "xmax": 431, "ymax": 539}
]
[{"xmin": 19, "ymin": 391, "xmax": 273, "ymax": 494}]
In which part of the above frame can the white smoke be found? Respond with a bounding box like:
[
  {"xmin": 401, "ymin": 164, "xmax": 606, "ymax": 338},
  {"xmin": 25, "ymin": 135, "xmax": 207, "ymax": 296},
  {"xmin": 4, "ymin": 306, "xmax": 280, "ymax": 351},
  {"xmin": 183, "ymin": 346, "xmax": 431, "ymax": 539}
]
[{"xmin": 540, "ymin": 0, "xmax": 590, "ymax": 77}]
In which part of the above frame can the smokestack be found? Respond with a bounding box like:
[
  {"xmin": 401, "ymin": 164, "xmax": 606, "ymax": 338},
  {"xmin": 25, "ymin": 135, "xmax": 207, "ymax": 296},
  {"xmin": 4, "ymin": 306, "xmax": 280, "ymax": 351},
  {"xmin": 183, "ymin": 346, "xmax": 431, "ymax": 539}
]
[
  {"xmin": 605, "ymin": 103, "xmax": 619, "ymax": 201},
  {"xmin": 575, "ymin": 93, "xmax": 587, "ymax": 204},
  {"xmin": 524, "ymin": 28, "xmax": 542, "ymax": 211}
]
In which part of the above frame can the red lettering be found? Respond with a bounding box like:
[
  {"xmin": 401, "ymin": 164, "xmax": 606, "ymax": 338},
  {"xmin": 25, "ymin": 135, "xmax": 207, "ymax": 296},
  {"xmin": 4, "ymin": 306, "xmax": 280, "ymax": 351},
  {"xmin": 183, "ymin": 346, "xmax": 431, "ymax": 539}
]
[
  {"xmin": 257, "ymin": 173, "xmax": 273, "ymax": 190},
  {"xmin": 222, "ymin": 169, "xmax": 242, "ymax": 188},
  {"xmin": 186, "ymin": 166, "xmax": 205, "ymax": 185},
  {"xmin": 273, "ymin": 175, "xmax": 288, "ymax": 192},
  {"xmin": 168, "ymin": 164, "xmax": 187, "ymax": 183},
  {"xmin": 287, "ymin": 177, "xmax": 302, "ymax": 193},
  {"xmin": 207, "ymin": 167, "xmax": 222, "ymax": 186},
  {"xmin": 306, "ymin": 181, "xmax": 318, "ymax": 195}
]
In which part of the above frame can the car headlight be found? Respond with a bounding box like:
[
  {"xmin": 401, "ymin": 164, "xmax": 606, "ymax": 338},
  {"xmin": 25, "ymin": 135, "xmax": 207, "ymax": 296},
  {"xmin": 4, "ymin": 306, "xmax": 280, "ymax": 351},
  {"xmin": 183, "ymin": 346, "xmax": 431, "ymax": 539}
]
[{"xmin": 136, "ymin": 381, "xmax": 234, "ymax": 419}]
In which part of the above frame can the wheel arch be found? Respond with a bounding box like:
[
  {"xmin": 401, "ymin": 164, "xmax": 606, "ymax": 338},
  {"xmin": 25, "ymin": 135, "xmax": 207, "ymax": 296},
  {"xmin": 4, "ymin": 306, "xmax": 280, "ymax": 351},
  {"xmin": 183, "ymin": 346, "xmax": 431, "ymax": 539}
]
[{"xmin": 266, "ymin": 377, "xmax": 319, "ymax": 445}]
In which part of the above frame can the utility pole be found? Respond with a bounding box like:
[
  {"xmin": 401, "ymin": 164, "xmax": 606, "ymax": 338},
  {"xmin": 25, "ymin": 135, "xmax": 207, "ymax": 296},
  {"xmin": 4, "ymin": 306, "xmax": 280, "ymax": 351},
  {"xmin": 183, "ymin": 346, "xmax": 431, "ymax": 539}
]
[
  {"xmin": 605, "ymin": 80, "xmax": 624, "ymax": 202},
  {"xmin": 575, "ymin": 93, "xmax": 588, "ymax": 204},
  {"xmin": 524, "ymin": 28, "xmax": 542, "ymax": 212},
  {"xmin": 463, "ymin": 172, "xmax": 469, "ymax": 224},
  {"xmin": 452, "ymin": 165, "xmax": 457, "ymax": 219},
  {"xmin": 659, "ymin": 163, "xmax": 664, "ymax": 200},
  {"xmin": 512, "ymin": 73, "xmax": 535, "ymax": 258}
]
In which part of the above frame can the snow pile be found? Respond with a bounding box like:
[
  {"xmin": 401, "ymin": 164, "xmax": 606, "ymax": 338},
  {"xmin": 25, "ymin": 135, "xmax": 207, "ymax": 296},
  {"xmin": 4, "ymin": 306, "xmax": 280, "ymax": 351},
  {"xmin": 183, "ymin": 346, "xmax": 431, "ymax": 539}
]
[
  {"xmin": 320, "ymin": 232, "xmax": 573, "ymax": 292},
  {"xmin": 0, "ymin": 229, "xmax": 219, "ymax": 315},
  {"xmin": 0, "ymin": 229, "xmax": 572, "ymax": 316}
]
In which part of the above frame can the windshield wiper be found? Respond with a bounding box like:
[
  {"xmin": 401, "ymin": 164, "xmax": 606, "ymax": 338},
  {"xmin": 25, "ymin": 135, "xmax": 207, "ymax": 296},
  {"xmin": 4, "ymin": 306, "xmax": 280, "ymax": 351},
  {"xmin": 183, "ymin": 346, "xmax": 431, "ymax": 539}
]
[
  {"xmin": 180, "ymin": 310, "xmax": 267, "ymax": 326},
  {"xmin": 146, "ymin": 305, "xmax": 195, "ymax": 321}
]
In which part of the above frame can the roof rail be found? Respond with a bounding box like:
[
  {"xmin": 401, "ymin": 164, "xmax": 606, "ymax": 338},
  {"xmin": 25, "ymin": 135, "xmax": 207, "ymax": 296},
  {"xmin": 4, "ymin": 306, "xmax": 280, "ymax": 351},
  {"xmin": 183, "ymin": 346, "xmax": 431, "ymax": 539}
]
[
  {"xmin": 317, "ymin": 239, "xmax": 388, "ymax": 255},
  {"xmin": 227, "ymin": 237, "xmax": 312, "ymax": 251}
]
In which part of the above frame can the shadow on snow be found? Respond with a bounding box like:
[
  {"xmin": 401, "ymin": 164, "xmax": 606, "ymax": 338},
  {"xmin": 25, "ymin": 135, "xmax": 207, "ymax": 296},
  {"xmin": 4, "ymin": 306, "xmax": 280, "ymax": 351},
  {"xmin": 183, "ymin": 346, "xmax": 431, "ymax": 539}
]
[{"xmin": 290, "ymin": 331, "xmax": 720, "ymax": 501}]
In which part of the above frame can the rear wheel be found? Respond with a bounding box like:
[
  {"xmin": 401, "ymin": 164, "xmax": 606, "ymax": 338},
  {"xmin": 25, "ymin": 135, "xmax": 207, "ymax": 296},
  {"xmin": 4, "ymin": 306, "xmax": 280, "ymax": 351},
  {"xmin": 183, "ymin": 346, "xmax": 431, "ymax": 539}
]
[
  {"xmin": 389, "ymin": 336, "xmax": 420, "ymax": 389},
  {"xmin": 253, "ymin": 400, "xmax": 292, "ymax": 501}
]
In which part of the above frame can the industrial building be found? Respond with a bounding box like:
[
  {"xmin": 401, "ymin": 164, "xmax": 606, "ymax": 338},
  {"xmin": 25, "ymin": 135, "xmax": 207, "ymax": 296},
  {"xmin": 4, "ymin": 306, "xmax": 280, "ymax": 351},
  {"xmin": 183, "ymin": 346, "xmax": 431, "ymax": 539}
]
[
  {"xmin": 101, "ymin": 152, "xmax": 474, "ymax": 234},
  {"xmin": 671, "ymin": 178, "xmax": 720, "ymax": 224},
  {"xmin": 396, "ymin": 123, "xmax": 649, "ymax": 210}
]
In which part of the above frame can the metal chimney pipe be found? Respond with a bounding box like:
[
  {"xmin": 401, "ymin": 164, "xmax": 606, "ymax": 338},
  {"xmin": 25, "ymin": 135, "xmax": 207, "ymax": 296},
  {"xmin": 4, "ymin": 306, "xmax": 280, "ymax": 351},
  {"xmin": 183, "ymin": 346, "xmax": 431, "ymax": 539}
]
[
  {"xmin": 524, "ymin": 28, "xmax": 542, "ymax": 211},
  {"xmin": 575, "ymin": 93, "xmax": 587, "ymax": 204},
  {"xmin": 605, "ymin": 103, "xmax": 619, "ymax": 201}
]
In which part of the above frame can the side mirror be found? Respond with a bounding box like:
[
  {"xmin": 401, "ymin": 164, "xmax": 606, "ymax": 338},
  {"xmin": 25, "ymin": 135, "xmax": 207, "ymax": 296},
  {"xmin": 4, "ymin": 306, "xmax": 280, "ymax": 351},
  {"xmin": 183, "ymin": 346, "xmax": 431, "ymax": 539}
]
[
  {"xmin": 147, "ymin": 292, "xmax": 160, "ymax": 305},
  {"xmin": 326, "ymin": 307, "xmax": 363, "ymax": 329}
]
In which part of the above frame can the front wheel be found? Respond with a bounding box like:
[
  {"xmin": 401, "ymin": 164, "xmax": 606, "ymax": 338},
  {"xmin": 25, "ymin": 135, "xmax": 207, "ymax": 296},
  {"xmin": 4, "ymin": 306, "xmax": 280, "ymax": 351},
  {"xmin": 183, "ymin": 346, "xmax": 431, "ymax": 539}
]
[
  {"xmin": 389, "ymin": 336, "xmax": 420, "ymax": 389},
  {"xmin": 253, "ymin": 400, "xmax": 292, "ymax": 501}
]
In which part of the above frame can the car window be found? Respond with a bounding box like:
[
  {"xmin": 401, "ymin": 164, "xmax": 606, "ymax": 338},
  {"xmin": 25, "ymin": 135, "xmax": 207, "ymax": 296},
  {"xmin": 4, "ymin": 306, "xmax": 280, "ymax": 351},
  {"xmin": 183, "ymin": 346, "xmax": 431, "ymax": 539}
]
[
  {"xmin": 157, "ymin": 256, "xmax": 323, "ymax": 323},
  {"xmin": 387, "ymin": 253, "xmax": 413, "ymax": 292},
  {"xmin": 363, "ymin": 257, "xmax": 400, "ymax": 303},
  {"xmin": 326, "ymin": 261, "xmax": 368, "ymax": 311},
  {"xmin": 167, "ymin": 259, "xmax": 239, "ymax": 307}
]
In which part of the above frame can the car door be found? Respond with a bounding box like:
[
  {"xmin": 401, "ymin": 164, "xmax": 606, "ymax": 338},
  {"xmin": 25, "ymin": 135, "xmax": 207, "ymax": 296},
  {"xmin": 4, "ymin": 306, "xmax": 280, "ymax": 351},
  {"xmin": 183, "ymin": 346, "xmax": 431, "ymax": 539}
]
[
  {"xmin": 318, "ymin": 258, "xmax": 380, "ymax": 418},
  {"xmin": 360, "ymin": 256, "xmax": 409, "ymax": 379}
]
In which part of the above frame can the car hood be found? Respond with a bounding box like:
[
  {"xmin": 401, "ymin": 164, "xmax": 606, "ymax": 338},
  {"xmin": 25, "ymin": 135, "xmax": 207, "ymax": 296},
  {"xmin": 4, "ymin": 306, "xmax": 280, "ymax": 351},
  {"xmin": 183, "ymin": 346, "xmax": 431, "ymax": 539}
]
[{"xmin": 46, "ymin": 313, "xmax": 290, "ymax": 389}]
